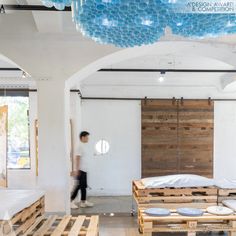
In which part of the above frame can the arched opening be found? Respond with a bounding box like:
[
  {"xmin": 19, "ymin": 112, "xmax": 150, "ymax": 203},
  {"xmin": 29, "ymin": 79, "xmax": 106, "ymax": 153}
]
[{"xmin": 66, "ymin": 41, "xmax": 236, "ymax": 215}]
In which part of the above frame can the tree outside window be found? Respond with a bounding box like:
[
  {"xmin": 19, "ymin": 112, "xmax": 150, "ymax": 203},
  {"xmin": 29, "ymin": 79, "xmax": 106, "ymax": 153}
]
[{"xmin": 0, "ymin": 96, "xmax": 30, "ymax": 169}]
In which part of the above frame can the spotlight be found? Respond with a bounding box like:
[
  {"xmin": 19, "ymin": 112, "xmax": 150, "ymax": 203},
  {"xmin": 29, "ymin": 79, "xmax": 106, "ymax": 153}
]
[
  {"xmin": 0, "ymin": 5, "xmax": 5, "ymax": 14},
  {"xmin": 22, "ymin": 71, "xmax": 27, "ymax": 78},
  {"xmin": 159, "ymin": 71, "xmax": 166, "ymax": 82}
]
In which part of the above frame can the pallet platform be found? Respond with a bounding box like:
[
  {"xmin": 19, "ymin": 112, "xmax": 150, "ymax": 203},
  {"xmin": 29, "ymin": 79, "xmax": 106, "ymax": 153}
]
[
  {"xmin": 24, "ymin": 215, "xmax": 99, "ymax": 236},
  {"xmin": 218, "ymin": 188, "xmax": 236, "ymax": 203},
  {"xmin": 0, "ymin": 196, "xmax": 45, "ymax": 235},
  {"xmin": 133, "ymin": 180, "xmax": 218, "ymax": 208},
  {"xmin": 139, "ymin": 208, "xmax": 236, "ymax": 236}
]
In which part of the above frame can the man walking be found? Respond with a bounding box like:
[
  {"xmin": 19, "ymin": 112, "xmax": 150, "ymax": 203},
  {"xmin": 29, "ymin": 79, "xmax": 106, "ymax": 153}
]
[{"xmin": 71, "ymin": 131, "xmax": 94, "ymax": 209}]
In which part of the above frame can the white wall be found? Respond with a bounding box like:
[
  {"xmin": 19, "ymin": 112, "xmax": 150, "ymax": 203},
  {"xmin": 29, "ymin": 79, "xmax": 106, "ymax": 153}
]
[
  {"xmin": 37, "ymin": 80, "xmax": 70, "ymax": 213},
  {"xmin": 214, "ymin": 101, "xmax": 236, "ymax": 180},
  {"xmin": 70, "ymin": 98, "xmax": 236, "ymax": 196},
  {"xmin": 8, "ymin": 92, "xmax": 37, "ymax": 188},
  {"xmin": 70, "ymin": 93, "xmax": 82, "ymax": 165},
  {"xmin": 7, "ymin": 92, "xmax": 236, "ymax": 209},
  {"xmin": 78, "ymin": 100, "xmax": 141, "ymax": 196}
]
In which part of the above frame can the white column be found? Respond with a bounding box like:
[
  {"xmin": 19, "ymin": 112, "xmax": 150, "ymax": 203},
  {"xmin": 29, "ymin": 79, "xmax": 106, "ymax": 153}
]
[{"xmin": 37, "ymin": 80, "xmax": 70, "ymax": 213}]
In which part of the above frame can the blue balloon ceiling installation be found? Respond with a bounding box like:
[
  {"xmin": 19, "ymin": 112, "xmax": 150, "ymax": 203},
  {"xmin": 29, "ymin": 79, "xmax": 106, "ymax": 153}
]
[
  {"xmin": 41, "ymin": 0, "xmax": 236, "ymax": 47},
  {"xmin": 169, "ymin": 13, "xmax": 236, "ymax": 38},
  {"xmin": 42, "ymin": 0, "xmax": 71, "ymax": 10}
]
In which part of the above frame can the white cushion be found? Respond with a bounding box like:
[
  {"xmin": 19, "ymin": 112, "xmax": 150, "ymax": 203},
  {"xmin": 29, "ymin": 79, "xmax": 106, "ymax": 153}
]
[
  {"xmin": 207, "ymin": 206, "xmax": 234, "ymax": 215},
  {"xmin": 0, "ymin": 189, "xmax": 45, "ymax": 220},
  {"xmin": 141, "ymin": 174, "xmax": 215, "ymax": 189},
  {"xmin": 215, "ymin": 179, "xmax": 236, "ymax": 189},
  {"xmin": 222, "ymin": 200, "xmax": 236, "ymax": 212}
]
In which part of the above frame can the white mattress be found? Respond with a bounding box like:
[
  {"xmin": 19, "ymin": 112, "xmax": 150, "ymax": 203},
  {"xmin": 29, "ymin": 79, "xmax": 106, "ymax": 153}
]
[
  {"xmin": 141, "ymin": 174, "xmax": 215, "ymax": 189},
  {"xmin": 0, "ymin": 189, "xmax": 45, "ymax": 220},
  {"xmin": 215, "ymin": 179, "xmax": 236, "ymax": 189},
  {"xmin": 222, "ymin": 200, "xmax": 236, "ymax": 211}
]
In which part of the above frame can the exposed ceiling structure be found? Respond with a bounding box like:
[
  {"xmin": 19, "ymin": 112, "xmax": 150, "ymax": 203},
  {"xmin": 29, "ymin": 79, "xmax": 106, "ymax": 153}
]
[
  {"xmin": 81, "ymin": 54, "xmax": 236, "ymax": 98},
  {"xmin": 1, "ymin": 0, "xmax": 236, "ymax": 97},
  {"xmin": 1, "ymin": 0, "xmax": 236, "ymax": 43},
  {"xmin": 0, "ymin": 54, "xmax": 35, "ymax": 88}
]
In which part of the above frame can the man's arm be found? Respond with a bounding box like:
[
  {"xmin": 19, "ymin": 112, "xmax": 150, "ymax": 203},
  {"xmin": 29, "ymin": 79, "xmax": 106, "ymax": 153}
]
[
  {"xmin": 75, "ymin": 155, "xmax": 81, "ymax": 171},
  {"xmin": 71, "ymin": 155, "xmax": 81, "ymax": 176}
]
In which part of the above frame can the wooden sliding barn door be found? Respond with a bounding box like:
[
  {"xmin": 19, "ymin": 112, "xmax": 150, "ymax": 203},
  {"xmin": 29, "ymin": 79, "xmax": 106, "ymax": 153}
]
[
  {"xmin": 178, "ymin": 100, "xmax": 214, "ymax": 178},
  {"xmin": 142, "ymin": 99, "xmax": 213, "ymax": 178},
  {"xmin": 142, "ymin": 100, "xmax": 178, "ymax": 177}
]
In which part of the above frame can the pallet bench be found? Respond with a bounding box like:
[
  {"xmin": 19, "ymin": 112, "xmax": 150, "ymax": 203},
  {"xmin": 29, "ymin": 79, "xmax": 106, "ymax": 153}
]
[
  {"xmin": 0, "ymin": 196, "xmax": 45, "ymax": 236},
  {"xmin": 133, "ymin": 180, "xmax": 218, "ymax": 209},
  {"xmin": 139, "ymin": 208, "xmax": 236, "ymax": 236},
  {"xmin": 24, "ymin": 215, "xmax": 99, "ymax": 236},
  {"xmin": 218, "ymin": 188, "xmax": 236, "ymax": 203}
]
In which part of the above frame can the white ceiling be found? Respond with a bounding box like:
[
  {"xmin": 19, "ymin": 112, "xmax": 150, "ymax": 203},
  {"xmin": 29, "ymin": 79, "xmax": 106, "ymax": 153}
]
[
  {"xmin": 0, "ymin": 54, "xmax": 35, "ymax": 88},
  {"xmin": 1, "ymin": 0, "xmax": 236, "ymax": 42},
  {"xmin": 1, "ymin": 1, "xmax": 236, "ymax": 96},
  {"xmin": 81, "ymin": 54, "xmax": 234, "ymax": 97},
  {"xmin": 0, "ymin": 54, "xmax": 21, "ymax": 77}
]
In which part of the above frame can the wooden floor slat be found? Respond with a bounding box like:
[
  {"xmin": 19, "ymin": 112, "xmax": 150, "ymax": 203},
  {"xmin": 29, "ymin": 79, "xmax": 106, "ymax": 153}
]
[
  {"xmin": 23, "ymin": 216, "xmax": 45, "ymax": 236},
  {"xmin": 34, "ymin": 215, "xmax": 58, "ymax": 236},
  {"xmin": 86, "ymin": 215, "xmax": 99, "ymax": 236},
  {"xmin": 23, "ymin": 215, "xmax": 99, "ymax": 236},
  {"xmin": 51, "ymin": 215, "xmax": 71, "ymax": 236},
  {"xmin": 68, "ymin": 215, "xmax": 86, "ymax": 236}
]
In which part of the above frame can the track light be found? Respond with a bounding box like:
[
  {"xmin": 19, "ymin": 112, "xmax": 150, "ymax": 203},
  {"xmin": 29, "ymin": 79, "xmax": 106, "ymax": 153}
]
[
  {"xmin": 158, "ymin": 71, "xmax": 166, "ymax": 82},
  {"xmin": 22, "ymin": 71, "xmax": 27, "ymax": 78},
  {"xmin": 0, "ymin": 5, "xmax": 5, "ymax": 14}
]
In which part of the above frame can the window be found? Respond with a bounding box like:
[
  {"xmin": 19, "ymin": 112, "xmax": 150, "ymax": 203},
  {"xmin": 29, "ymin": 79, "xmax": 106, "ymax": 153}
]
[
  {"xmin": 95, "ymin": 140, "xmax": 110, "ymax": 155},
  {"xmin": 0, "ymin": 96, "xmax": 30, "ymax": 169}
]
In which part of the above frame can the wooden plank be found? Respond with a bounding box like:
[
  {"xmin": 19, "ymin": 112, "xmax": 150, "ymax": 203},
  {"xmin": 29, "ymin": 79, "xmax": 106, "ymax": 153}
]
[
  {"xmin": 86, "ymin": 215, "xmax": 99, "ymax": 236},
  {"xmin": 68, "ymin": 215, "xmax": 86, "ymax": 236},
  {"xmin": 23, "ymin": 215, "xmax": 99, "ymax": 236},
  {"xmin": 33, "ymin": 215, "xmax": 58, "ymax": 236},
  {"xmin": 0, "ymin": 196, "xmax": 45, "ymax": 235},
  {"xmin": 219, "ymin": 189, "xmax": 236, "ymax": 196},
  {"xmin": 15, "ymin": 207, "xmax": 43, "ymax": 234},
  {"xmin": 141, "ymin": 212, "xmax": 236, "ymax": 221},
  {"xmin": 51, "ymin": 215, "xmax": 71, "ymax": 236},
  {"xmin": 139, "ymin": 208, "xmax": 236, "ymax": 235},
  {"xmin": 23, "ymin": 216, "xmax": 44, "ymax": 236}
]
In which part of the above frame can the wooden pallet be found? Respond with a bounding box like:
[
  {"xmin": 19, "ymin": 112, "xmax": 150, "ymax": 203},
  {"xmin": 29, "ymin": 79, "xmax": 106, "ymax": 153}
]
[
  {"xmin": 24, "ymin": 215, "xmax": 99, "ymax": 236},
  {"xmin": 0, "ymin": 196, "xmax": 45, "ymax": 235},
  {"xmin": 218, "ymin": 188, "xmax": 236, "ymax": 203},
  {"xmin": 139, "ymin": 208, "xmax": 236, "ymax": 236},
  {"xmin": 133, "ymin": 180, "xmax": 218, "ymax": 208}
]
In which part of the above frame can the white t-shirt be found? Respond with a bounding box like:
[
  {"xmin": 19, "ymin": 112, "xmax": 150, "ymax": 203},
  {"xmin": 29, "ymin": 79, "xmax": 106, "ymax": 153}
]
[{"xmin": 75, "ymin": 142, "xmax": 89, "ymax": 172}]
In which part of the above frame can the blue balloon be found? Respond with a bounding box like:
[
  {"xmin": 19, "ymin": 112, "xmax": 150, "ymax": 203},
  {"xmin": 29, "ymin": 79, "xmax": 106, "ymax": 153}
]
[{"xmin": 41, "ymin": 0, "xmax": 236, "ymax": 47}]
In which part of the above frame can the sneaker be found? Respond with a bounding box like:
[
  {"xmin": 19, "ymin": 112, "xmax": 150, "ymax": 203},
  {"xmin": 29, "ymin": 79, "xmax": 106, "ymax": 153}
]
[
  {"xmin": 71, "ymin": 201, "xmax": 79, "ymax": 209},
  {"xmin": 80, "ymin": 201, "xmax": 94, "ymax": 208}
]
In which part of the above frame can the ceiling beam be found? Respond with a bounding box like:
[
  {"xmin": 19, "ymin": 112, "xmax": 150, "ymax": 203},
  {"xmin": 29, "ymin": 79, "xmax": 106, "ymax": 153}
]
[
  {"xmin": 98, "ymin": 68, "xmax": 236, "ymax": 73},
  {"xmin": 3, "ymin": 4, "xmax": 71, "ymax": 11},
  {"xmin": 0, "ymin": 68, "xmax": 21, "ymax": 71}
]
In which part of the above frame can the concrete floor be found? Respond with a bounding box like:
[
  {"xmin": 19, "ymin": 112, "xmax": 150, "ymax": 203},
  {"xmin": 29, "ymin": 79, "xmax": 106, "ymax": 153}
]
[
  {"xmin": 71, "ymin": 196, "xmax": 228, "ymax": 236},
  {"xmin": 71, "ymin": 196, "xmax": 135, "ymax": 214}
]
